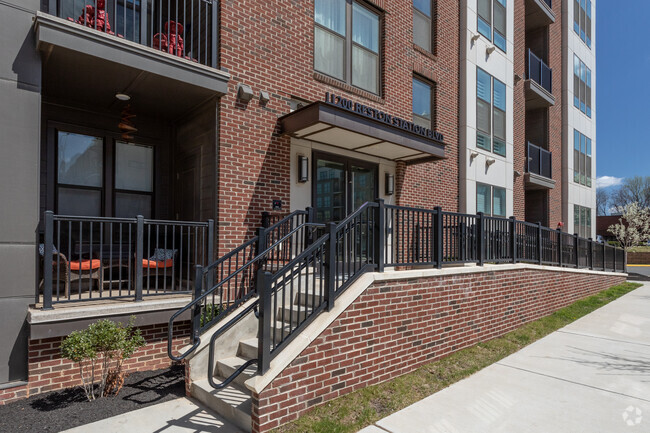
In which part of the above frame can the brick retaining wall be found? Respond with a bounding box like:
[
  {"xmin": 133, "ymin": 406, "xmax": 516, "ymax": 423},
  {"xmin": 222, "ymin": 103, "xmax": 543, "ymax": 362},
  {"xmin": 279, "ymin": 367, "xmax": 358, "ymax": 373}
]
[
  {"xmin": 0, "ymin": 321, "xmax": 191, "ymax": 405},
  {"xmin": 251, "ymin": 269, "xmax": 625, "ymax": 432}
]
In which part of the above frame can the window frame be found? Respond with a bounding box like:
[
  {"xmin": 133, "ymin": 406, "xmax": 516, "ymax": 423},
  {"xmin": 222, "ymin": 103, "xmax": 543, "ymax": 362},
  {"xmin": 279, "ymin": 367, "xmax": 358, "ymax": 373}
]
[
  {"xmin": 412, "ymin": 75, "xmax": 435, "ymax": 130},
  {"xmin": 476, "ymin": 182, "xmax": 507, "ymax": 217},
  {"xmin": 573, "ymin": 0, "xmax": 592, "ymax": 48},
  {"xmin": 476, "ymin": 68, "xmax": 507, "ymax": 157},
  {"xmin": 573, "ymin": 129, "xmax": 592, "ymax": 188},
  {"xmin": 574, "ymin": 204, "xmax": 592, "ymax": 238},
  {"xmin": 114, "ymin": 141, "xmax": 155, "ymax": 219},
  {"xmin": 573, "ymin": 55, "xmax": 592, "ymax": 118},
  {"xmin": 313, "ymin": 0, "xmax": 382, "ymax": 95},
  {"xmin": 477, "ymin": 0, "xmax": 507, "ymax": 53},
  {"xmin": 413, "ymin": 0, "xmax": 434, "ymax": 53}
]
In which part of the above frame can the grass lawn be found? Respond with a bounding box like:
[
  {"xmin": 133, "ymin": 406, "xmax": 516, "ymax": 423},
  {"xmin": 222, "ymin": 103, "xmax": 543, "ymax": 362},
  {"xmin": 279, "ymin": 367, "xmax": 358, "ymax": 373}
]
[
  {"xmin": 274, "ymin": 281, "xmax": 641, "ymax": 433},
  {"xmin": 629, "ymin": 246, "xmax": 650, "ymax": 252}
]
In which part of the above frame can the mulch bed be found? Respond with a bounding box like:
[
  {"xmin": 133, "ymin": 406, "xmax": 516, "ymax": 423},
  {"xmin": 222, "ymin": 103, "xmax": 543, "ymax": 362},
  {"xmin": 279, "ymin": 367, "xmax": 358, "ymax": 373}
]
[{"xmin": 0, "ymin": 365, "xmax": 185, "ymax": 433}]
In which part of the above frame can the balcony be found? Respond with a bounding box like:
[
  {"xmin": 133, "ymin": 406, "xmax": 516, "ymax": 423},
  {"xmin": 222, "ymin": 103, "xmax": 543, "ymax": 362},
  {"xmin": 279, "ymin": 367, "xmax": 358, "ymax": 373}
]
[
  {"xmin": 35, "ymin": 0, "xmax": 229, "ymax": 112},
  {"xmin": 525, "ymin": 142, "xmax": 555, "ymax": 190},
  {"xmin": 525, "ymin": 49, "xmax": 555, "ymax": 109},
  {"xmin": 525, "ymin": 0, "xmax": 555, "ymax": 30}
]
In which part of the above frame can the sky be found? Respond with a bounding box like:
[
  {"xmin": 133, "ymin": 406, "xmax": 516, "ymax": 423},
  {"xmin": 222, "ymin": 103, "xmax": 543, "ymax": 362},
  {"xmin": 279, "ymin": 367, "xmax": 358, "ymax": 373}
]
[{"xmin": 596, "ymin": 0, "xmax": 650, "ymax": 189}]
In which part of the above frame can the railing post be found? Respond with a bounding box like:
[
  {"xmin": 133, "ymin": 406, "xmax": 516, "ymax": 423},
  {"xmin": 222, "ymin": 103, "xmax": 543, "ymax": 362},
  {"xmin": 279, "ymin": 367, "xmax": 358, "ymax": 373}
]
[
  {"xmin": 574, "ymin": 233, "xmax": 579, "ymax": 268},
  {"xmin": 207, "ymin": 219, "xmax": 215, "ymax": 289},
  {"xmin": 42, "ymin": 211, "xmax": 54, "ymax": 310},
  {"xmin": 135, "ymin": 215, "xmax": 144, "ymax": 301},
  {"xmin": 510, "ymin": 217, "xmax": 517, "ymax": 264},
  {"xmin": 256, "ymin": 226, "xmax": 268, "ymax": 273},
  {"xmin": 192, "ymin": 265, "xmax": 203, "ymax": 344},
  {"xmin": 434, "ymin": 207, "xmax": 443, "ymax": 269},
  {"xmin": 375, "ymin": 199, "xmax": 385, "ymax": 272},
  {"xmin": 140, "ymin": 0, "xmax": 148, "ymax": 45},
  {"xmin": 613, "ymin": 247, "xmax": 617, "ymax": 272},
  {"xmin": 477, "ymin": 212, "xmax": 484, "ymax": 266},
  {"xmin": 537, "ymin": 222, "xmax": 543, "ymax": 265},
  {"xmin": 325, "ymin": 222, "xmax": 337, "ymax": 311},
  {"xmin": 257, "ymin": 268, "xmax": 272, "ymax": 374},
  {"xmin": 557, "ymin": 229, "xmax": 563, "ymax": 267},
  {"xmin": 211, "ymin": 0, "xmax": 218, "ymax": 68},
  {"xmin": 261, "ymin": 212, "xmax": 271, "ymax": 229},
  {"xmin": 588, "ymin": 238, "xmax": 594, "ymax": 270},
  {"xmin": 602, "ymin": 242, "xmax": 606, "ymax": 270}
]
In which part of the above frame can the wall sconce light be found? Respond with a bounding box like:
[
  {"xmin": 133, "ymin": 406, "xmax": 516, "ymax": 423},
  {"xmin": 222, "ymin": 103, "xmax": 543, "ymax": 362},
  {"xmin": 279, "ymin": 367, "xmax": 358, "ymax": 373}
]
[
  {"xmin": 237, "ymin": 83, "xmax": 254, "ymax": 103},
  {"xmin": 259, "ymin": 91, "xmax": 270, "ymax": 104},
  {"xmin": 514, "ymin": 73, "xmax": 522, "ymax": 84},
  {"xmin": 470, "ymin": 151, "xmax": 479, "ymax": 160},
  {"xmin": 514, "ymin": 170, "xmax": 522, "ymax": 177},
  {"xmin": 486, "ymin": 45, "xmax": 496, "ymax": 55},
  {"xmin": 385, "ymin": 173, "xmax": 395, "ymax": 196},
  {"xmin": 298, "ymin": 155, "xmax": 309, "ymax": 183},
  {"xmin": 470, "ymin": 33, "xmax": 481, "ymax": 43},
  {"xmin": 486, "ymin": 158, "xmax": 496, "ymax": 167}
]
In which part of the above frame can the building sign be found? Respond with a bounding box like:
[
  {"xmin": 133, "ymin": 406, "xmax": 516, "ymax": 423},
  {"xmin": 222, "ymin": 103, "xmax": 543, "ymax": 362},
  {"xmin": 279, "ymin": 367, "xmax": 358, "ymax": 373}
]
[{"xmin": 324, "ymin": 92, "xmax": 444, "ymax": 142}]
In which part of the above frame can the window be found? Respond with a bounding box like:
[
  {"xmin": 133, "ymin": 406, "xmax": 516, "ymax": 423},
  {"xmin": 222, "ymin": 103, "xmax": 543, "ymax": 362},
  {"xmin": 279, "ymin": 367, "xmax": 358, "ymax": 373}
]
[
  {"xmin": 574, "ymin": 205, "xmax": 592, "ymax": 238},
  {"xmin": 314, "ymin": 0, "xmax": 380, "ymax": 94},
  {"xmin": 477, "ymin": 68, "xmax": 506, "ymax": 156},
  {"xmin": 477, "ymin": 183, "xmax": 506, "ymax": 217},
  {"xmin": 413, "ymin": 0, "xmax": 433, "ymax": 52},
  {"xmin": 573, "ymin": 130, "xmax": 592, "ymax": 187},
  {"xmin": 115, "ymin": 142, "xmax": 154, "ymax": 218},
  {"xmin": 477, "ymin": 0, "xmax": 506, "ymax": 52},
  {"xmin": 412, "ymin": 76, "xmax": 434, "ymax": 129},
  {"xmin": 573, "ymin": 0, "xmax": 592, "ymax": 48},
  {"xmin": 573, "ymin": 55, "xmax": 592, "ymax": 117}
]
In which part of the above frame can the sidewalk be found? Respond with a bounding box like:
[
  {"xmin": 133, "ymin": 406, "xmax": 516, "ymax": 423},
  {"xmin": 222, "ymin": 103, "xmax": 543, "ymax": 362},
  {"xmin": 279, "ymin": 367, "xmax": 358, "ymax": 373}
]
[{"xmin": 360, "ymin": 281, "xmax": 650, "ymax": 433}]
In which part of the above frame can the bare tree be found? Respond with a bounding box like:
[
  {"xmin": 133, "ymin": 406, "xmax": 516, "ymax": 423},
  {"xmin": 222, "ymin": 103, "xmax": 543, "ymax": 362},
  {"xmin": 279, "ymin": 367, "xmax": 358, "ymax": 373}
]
[
  {"xmin": 608, "ymin": 202, "xmax": 650, "ymax": 252},
  {"xmin": 596, "ymin": 188, "xmax": 609, "ymax": 216},
  {"xmin": 610, "ymin": 176, "xmax": 650, "ymax": 211}
]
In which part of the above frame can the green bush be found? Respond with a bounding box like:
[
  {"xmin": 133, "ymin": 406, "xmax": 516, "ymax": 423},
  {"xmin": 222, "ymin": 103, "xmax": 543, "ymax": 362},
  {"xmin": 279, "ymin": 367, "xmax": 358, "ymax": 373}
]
[{"xmin": 60, "ymin": 317, "xmax": 145, "ymax": 401}]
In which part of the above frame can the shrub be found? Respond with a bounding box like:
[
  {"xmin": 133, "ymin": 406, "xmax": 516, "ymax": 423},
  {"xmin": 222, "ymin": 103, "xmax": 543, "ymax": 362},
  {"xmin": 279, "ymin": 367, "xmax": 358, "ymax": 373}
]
[{"xmin": 60, "ymin": 317, "xmax": 145, "ymax": 401}]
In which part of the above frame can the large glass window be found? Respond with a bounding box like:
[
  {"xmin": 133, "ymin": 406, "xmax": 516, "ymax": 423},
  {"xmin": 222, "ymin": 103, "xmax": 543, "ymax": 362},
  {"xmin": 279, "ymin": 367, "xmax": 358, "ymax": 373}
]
[
  {"xmin": 574, "ymin": 205, "xmax": 592, "ymax": 238},
  {"xmin": 573, "ymin": 129, "xmax": 592, "ymax": 187},
  {"xmin": 412, "ymin": 76, "xmax": 434, "ymax": 129},
  {"xmin": 57, "ymin": 132, "xmax": 103, "ymax": 216},
  {"xmin": 477, "ymin": 0, "xmax": 506, "ymax": 52},
  {"xmin": 413, "ymin": 0, "xmax": 433, "ymax": 52},
  {"xmin": 477, "ymin": 68, "xmax": 506, "ymax": 156},
  {"xmin": 115, "ymin": 142, "xmax": 154, "ymax": 218},
  {"xmin": 477, "ymin": 183, "xmax": 506, "ymax": 217},
  {"xmin": 314, "ymin": 0, "xmax": 380, "ymax": 94},
  {"xmin": 574, "ymin": 55, "xmax": 592, "ymax": 117},
  {"xmin": 573, "ymin": 0, "xmax": 592, "ymax": 48}
]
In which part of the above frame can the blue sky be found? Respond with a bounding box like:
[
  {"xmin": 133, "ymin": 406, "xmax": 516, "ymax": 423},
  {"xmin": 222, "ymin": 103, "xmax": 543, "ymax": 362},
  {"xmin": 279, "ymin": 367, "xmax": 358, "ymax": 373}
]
[{"xmin": 596, "ymin": 0, "xmax": 650, "ymax": 189}]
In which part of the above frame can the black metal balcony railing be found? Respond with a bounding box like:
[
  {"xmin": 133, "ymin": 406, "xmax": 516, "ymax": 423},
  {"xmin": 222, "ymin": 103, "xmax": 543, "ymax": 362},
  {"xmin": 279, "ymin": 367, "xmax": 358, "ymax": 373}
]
[
  {"xmin": 527, "ymin": 142, "xmax": 552, "ymax": 179},
  {"xmin": 527, "ymin": 49, "xmax": 552, "ymax": 94},
  {"xmin": 48, "ymin": 0, "xmax": 217, "ymax": 68},
  {"xmin": 40, "ymin": 211, "xmax": 214, "ymax": 308}
]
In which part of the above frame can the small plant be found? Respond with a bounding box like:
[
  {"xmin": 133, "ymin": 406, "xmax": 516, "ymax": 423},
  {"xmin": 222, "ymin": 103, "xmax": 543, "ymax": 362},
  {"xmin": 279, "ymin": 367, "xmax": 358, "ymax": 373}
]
[
  {"xmin": 200, "ymin": 303, "xmax": 224, "ymax": 327},
  {"xmin": 60, "ymin": 317, "xmax": 145, "ymax": 401}
]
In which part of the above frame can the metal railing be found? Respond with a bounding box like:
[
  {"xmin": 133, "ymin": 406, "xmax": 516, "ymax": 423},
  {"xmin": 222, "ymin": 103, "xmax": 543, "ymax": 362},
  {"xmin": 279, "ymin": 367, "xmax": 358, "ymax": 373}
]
[
  {"xmin": 527, "ymin": 49, "xmax": 552, "ymax": 94},
  {"xmin": 47, "ymin": 0, "xmax": 218, "ymax": 68},
  {"xmin": 528, "ymin": 142, "xmax": 552, "ymax": 179},
  {"xmin": 40, "ymin": 211, "xmax": 213, "ymax": 309}
]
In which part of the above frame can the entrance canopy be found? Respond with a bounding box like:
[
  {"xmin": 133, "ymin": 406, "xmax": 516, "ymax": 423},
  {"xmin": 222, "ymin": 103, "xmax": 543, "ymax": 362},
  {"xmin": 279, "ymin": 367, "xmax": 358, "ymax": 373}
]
[{"xmin": 279, "ymin": 99, "xmax": 446, "ymax": 164}]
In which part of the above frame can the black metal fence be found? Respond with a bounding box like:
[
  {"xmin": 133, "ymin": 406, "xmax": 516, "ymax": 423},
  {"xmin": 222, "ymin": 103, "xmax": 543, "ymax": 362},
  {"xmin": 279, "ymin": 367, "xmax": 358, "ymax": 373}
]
[
  {"xmin": 40, "ymin": 211, "xmax": 213, "ymax": 308},
  {"xmin": 528, "ymin": 49, "xmax": 552, "ymax": 94},
  {"xmin": 47, "ymin": 0, "xmax": 218, "ymax": 68},
  {"xmin": 528, "ymin": 142, "xmax": 552, "ymax": 179}
]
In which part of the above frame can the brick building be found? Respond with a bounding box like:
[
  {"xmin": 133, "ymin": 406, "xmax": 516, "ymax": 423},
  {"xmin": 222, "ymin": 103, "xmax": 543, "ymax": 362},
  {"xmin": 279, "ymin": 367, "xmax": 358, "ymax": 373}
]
[{"xmin": 0, "ymin": 0, "xmax": 608, "ymax": 431}]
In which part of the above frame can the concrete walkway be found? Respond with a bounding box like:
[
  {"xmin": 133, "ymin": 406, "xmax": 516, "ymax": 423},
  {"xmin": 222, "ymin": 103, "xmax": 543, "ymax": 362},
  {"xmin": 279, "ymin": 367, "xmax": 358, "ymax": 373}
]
[
  {"xmin": 62, "ymin": 397, "xmax": 244, "ymax": 433},
  {"xmin": 360, "ymin": 281, "xmax": 650, "ymax": 433}
]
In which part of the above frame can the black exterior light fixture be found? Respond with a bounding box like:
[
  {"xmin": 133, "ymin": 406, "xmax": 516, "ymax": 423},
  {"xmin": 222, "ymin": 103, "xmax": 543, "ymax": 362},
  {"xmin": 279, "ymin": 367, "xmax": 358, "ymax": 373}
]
[
  {"xmin": 385, "ymin": 173, "xmax": 395, "ymax": 195},
  {"xmin": 298, "ymin": 155, "xmax": 309, "ymax": 182}
]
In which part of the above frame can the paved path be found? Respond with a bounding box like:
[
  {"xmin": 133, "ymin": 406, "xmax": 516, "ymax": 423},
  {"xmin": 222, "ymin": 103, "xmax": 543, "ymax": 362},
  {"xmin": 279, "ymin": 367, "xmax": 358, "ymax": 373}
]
[
  {"xmin": 360, "ymin": 282, "xmax": 650, "ymax": 433},
  {"xmin": 62, "ymin": 397, "xmax": 243, "ymax": 433}
]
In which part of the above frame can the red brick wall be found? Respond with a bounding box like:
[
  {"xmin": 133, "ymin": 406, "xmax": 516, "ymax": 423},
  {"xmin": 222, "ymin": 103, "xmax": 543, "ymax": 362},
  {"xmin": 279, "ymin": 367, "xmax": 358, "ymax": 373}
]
[
  {"xmin": 217, "ymin": 0, "xmax": 460, "ymax": 254},
  {"xmin": 252, "ymin": 268, "xmax": 625, "ymax": 432},
  {"xmin": 0, "ymin": 321, "xmax": 191, "ymax": 405}
]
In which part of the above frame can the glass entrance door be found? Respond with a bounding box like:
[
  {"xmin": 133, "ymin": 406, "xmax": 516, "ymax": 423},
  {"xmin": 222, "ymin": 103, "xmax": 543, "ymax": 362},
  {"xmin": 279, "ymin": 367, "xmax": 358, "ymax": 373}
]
[{"xmin": 313, "ymin": 152, "xmax": 378, "ymax": 223}]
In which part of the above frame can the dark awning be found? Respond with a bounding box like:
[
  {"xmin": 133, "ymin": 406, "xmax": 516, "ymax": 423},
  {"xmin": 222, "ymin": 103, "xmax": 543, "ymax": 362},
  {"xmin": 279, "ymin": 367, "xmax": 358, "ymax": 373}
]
[{"xmin": 278, "ymin": 101, "xmax": 446, "ymax": 164}]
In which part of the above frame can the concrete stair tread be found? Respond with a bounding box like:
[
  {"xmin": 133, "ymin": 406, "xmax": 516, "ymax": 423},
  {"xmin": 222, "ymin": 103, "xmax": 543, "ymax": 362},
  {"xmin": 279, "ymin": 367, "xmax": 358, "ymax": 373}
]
[
  {"xmin": 217, "ymin": 356, "xmax": 259, "ymax": 385},
  {"xmin": 239, "ymin": 338, "xmax": 258, "ymax": 359},
  {"xmin": 192, "ymin": 378, "xmax": 252, "ymax": 432}
]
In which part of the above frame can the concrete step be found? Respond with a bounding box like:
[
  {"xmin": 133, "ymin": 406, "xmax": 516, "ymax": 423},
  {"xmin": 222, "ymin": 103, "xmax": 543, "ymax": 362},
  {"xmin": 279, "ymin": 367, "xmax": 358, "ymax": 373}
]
[
  {"xmin": 216, "ymin": 356, "xmax": 258, "ymax": 388},
  {"xmin": 238, "ymin": 337, "xmax": 258, "ymax": 360},
  {"xmin": 191, "ymin": 378, "xmax": 252, "ymax": 433},
  {"xmin": 296, "ymin": 290, "xmax": 324, "ymax": 307},
  {"xmin": 278, "ymin": 304, "xmax": 320, "ymax": 326}
]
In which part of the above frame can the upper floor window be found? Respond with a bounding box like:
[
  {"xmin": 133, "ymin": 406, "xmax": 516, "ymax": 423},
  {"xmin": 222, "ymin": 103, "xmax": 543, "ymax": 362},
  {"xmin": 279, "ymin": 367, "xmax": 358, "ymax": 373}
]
[
  {"xmin": 314, "ymin": 0, "xmax": 380, "ymax": 94},
  {"xmin": 412, "ymin": 76, "xmax": 434, "ymax": 129},
  {"xmin": 574, "ymin": 204, "xmax": 592, "ymax": 238},
  {"xmin": 413, "ymin": 0, "xmax": 433, "ymax": 52},
  {"xmin": 477, "ymin": 68, "xmax": 506, "ymax": 157},
  {"xmin": 573, "ymin": 0, "xmax": 592, "ymax": 48},
  {"xmin": 573, "ymin": 55, "xmax": 592, "ymax": 117},
  {"xmin": 477, "ymin": 0, "xmax": 506, "ymax": 52},
  {"xmin": 573, "ymin": 130, "xmax": 592, "ymax": 188},
  {"xmin": 477, "ymin": 183, "xmax": 506, "ymax": 217}
]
